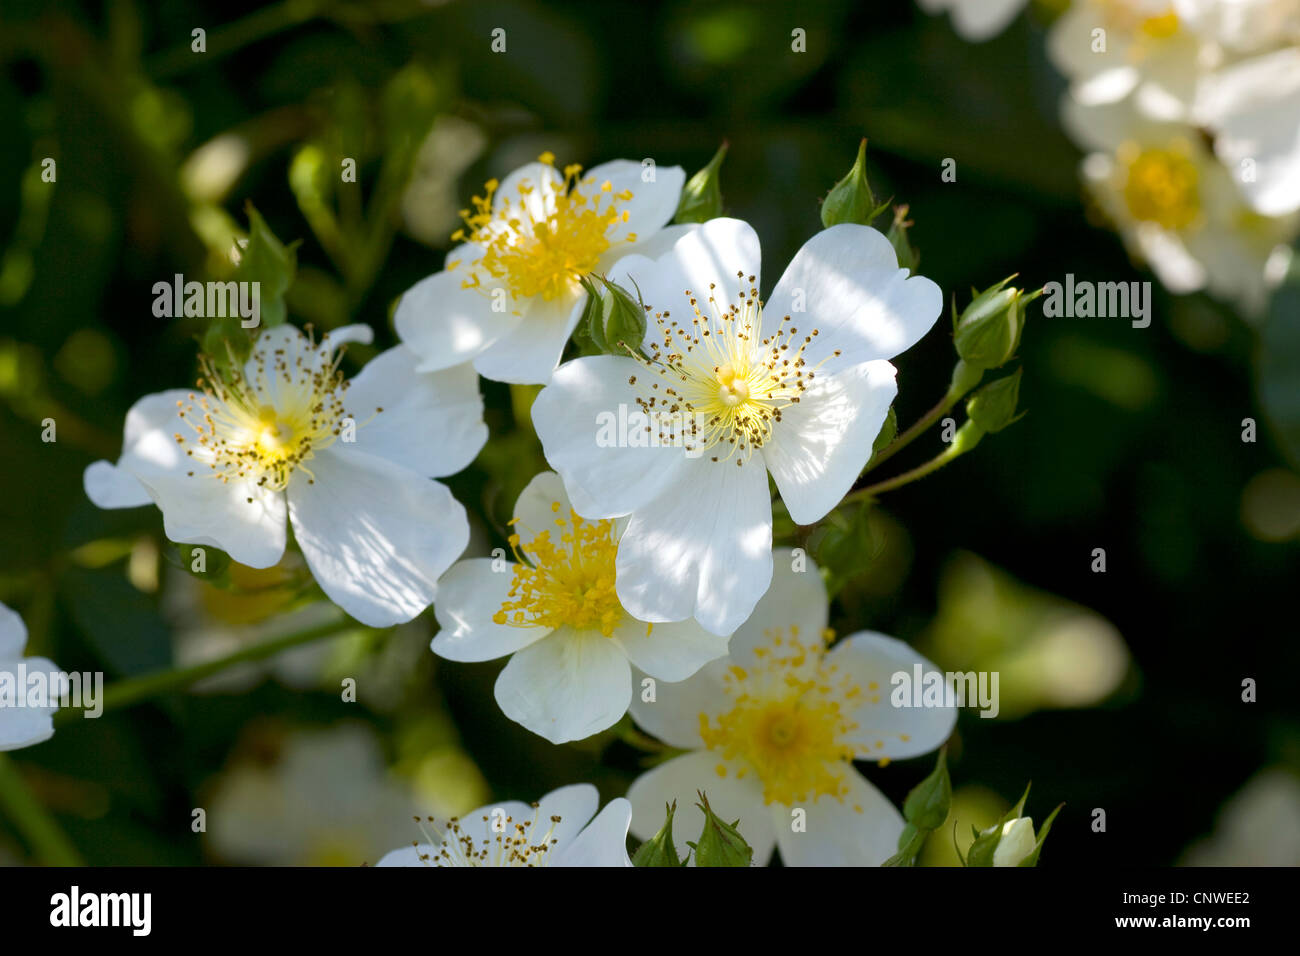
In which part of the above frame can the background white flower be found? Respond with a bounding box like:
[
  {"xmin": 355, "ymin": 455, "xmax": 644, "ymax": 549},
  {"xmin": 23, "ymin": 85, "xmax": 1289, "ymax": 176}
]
[
  {"xmin": 83, "ymin": 324, "xmax": 487, "ymax": 627},
  {"xmin": 917, "ymin": 0, "xmax": 1030, "ymax": 41},
  {"xmin": 625, "ymin": 551, "xmax": 957, "ymax": 866},
  {"xmin": 1063, "ymin": 95, "xmax": 1298, "ymax": 314},
  {"xmin": 395, "ymin": 153, "xmax": 689, "ymax": 385},
  {"xmin": 0, "ymin": 602, "xmax": 58, "ymax": 752},
  {"xmin": 378, "ymin": 783, "xmax": 632, "ymax": 867},
  {"xmin": 431, "ymin": 471, "xmax": 729, "ymax": 744},
  {"xmin": 205, "ymin": 721, "xmax": 476, "ymax": 866},
  {"xmin": 531, "ymin": 217, "xmax": 941, "ymax": 636}
]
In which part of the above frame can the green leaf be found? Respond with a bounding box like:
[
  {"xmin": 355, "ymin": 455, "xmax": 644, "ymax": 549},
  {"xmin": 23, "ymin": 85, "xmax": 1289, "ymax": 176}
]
[
  {"xmin": 902, "ymin": 746, "xmax": 951, "ymax": 831},
  {"xmin": 674, "ymin": 141, "xmax": 728, "ymax": 224},
  {"xmin": 234, "ymin": 203, "xmax": 297, "ymax": 331},
  {"xmin": 632, "ymin": 801, "xmax": 689, "ymax": 866},
  {"xmin": 882, "ymin": 822, "xmax": 927, "ymax": 866},
  {"xmin": 688, "ymin": 791, "xmax": 753, "ymax": 867},
  {"xmin": 1018, "ymin": 803, "xmax": 1064, "ymax": 867}
]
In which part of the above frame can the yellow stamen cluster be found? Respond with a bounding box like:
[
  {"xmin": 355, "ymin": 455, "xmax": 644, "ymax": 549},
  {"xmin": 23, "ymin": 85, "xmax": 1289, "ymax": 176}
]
[
  {"xmin": 451, "ymin": 152, "xmax": 634, "ymax": 304},
  {"xmin": 628, "ymin": 272, "xmax": 840, "ymax": 466},
  {"xmin": 173, "ymin": 331, "xmax": 377, "ymax": 493},
  {"xmin": 405, "ymin": 805, "xmax": 562, "ymax": 867},
  {"xmin": 699, "ymin": 627, "xmax": 861, "ymax": 807},
  {"xmin": 1121, "ymin": 143, "xmax": 1202, "ymax": 230},
  {"xmin": 493, "ymin": 501, "xmax": 625, "ymax": 637}
]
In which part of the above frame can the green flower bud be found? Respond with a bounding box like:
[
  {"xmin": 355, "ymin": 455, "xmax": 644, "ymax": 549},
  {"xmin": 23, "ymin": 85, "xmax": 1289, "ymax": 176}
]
[
  {"xmin": 821, "ymin": 139, "xmax": 890, "ymax": 229},
  {"xmin": 966, "ymin": 368, "xmax": 1023, "ymax": 435},
  {"xmin": 674, "ymin": 141, "xmax": 728, "ymax": 224},
  {"xmin": 688, "ymin": 791, "xmax": 753, "ymax": 867},
  {"xmin": 953, "ymin": 277, "xmax": 1027, "ymax": 369},
  {"xmin": 578, "ymin": 275, "xmax": 647, "ymax": 356},
  {"xmin": 632, "ymin": 801, "xmax": 688, "ymax": 867},
  {"xmin": 886, "ymin": 205, "xmax": 919, "ymax": 273}
]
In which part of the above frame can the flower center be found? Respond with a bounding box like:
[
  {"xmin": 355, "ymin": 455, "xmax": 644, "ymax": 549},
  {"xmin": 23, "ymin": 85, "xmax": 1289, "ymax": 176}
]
[
  {"xmin": 1122, "ymin": 145, "xmax": 1201, "ymax": 230},
  {"xmin": 174, "ymin": 332, "xmax": 377, "ymax": 493},
  {"xmin": 698, "ymin": 627, "xmax": 861, "ymax": 806},
  {"xmin": 493, "ymin": 501, "xmax": 625, "ymax": 637},
  {"xmin": 628, "ymin": 273, "xmax": 840, "ymax": 466},
  {"xmin": 451, "ymin": 152, "xmax": 634, "ymax": 305},
  {"xmin": 407, "ymin": 806, "xmax": 562, "ymax": 867}
]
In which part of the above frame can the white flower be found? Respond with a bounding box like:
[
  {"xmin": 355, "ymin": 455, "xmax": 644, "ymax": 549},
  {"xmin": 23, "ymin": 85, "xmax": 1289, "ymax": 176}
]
[
  {"xmin": 1063, "ymin": 96, "xmax": 1298, "ymax": 314},
  {"xmin": 377, "ymin": 783, "xmax": 633, "ymax": 867},
  {"xmin": 625, "ymin": 552, "xmax": 957, "ymax": 866},
  {"xmin": 991, "ymin": 816, "xmax": 1037, "ymax": 866},
  {"xmin": 206, "ymin": 722, "xmax": 457, "ymax": 866},
  {"xmin": 916, "ymin": 0, "xmax": 1030, "ymax": 41},
  {"xmin": 83, "ymin": 324, "xmax": 487, "ymax": 627},
  {"xmin": 1049, "ymin": 0, "xmax": 1216, "ymax": 123},
  {"xmin": 531, "ymin": 218, "xmax": 941, "ymax": 635},
  {"xmin": 1199, "ymin": 46, "xmax": 1300, "ymax": 216},
  {"xmin": 395, "ymin": 152, "xmax": 690, "ymax": 385},
  {"xmin": 0, "ymin": 602, "xmax": 58, "ymax": 752},
  {"xmin": 431, "ymin": 471, "xmax": 729, "ymax": 743}
]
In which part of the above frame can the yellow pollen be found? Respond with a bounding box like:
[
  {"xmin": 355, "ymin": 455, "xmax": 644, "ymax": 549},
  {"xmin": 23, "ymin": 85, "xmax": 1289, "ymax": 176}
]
[
  {"xmin": 1121, "ymin": 143, "xmax": 1201, "ymax": 230},
  {"xmin": 172, "ymin": 329, "xmax": 375, "ymax": 493},
  {"xmin": 699, "ymin": 628, "xmax": 860, "ymax": 806},
  {"xmin": 451, "ymin": 153, "xmax": 634, "ymax": 304},
  {"xmin": 627, "ymin": 271, "xmax": 841, "ymax": 465},
  {"xmin": 405, "ymin": 806, "xmax": 563, "ymax": 867},
  {"xmin": 492, "ymin": 503, "xmax": 624, "ymax": 636}
]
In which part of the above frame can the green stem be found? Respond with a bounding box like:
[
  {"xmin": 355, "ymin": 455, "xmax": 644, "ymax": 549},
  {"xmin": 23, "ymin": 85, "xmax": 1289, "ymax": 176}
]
[
  {"xmin": 53, "ymin": 615, "xmax": 361, "ymax": 726},
  {"xmin": 847, "ymin": 424, "xmax": 984, "ymax": 501},
  {"xmin": 863, "ymin": 361, "xmax": 983, "ymax": 475},
  {"xmin": 0, "ymin": 755, "xmax": 84, "ymax": 865}
]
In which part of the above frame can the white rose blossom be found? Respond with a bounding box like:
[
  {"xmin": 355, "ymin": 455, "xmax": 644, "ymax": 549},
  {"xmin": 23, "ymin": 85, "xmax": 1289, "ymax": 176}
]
[
  {"xmin": 431, "ymin": 471, "xmax": 729, "ymax": 744},
  {"xmin": 531, "ymin": 217, "xmax": 941, "ymax": 636},
  {"xmin": 1063, "ymin": 95, "xmax": 1298, "ymax": 314},
  {"xmin": 395, "ymin": 152, "xmax": 691, "ymax": 385},
  {"xmin": 0, "ymin": 602, "xmax": 58, "ymax": 752},
  {"xmin": 625, "ymin": 552, "xmax": 957, "ymax": 866},
  {"xmin": 83, "ymin": 324, "xmax": 487, "ymax": 627},
  {"xmin": 1049, "ymin": 0, "xmax": 1300, "ymax": 217},
  {"xmin": 378, "ymin": 783, "xmax": 632, "ymax": 867}
]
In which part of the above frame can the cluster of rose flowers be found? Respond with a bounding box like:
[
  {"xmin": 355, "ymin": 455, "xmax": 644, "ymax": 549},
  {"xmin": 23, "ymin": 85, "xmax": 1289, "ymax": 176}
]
[
  {"xmin": 924, "ymin": 0, "xmax": 1300, "ymax": 315},
  {"xmin": 1, "ymin": 149, "xmax": 1047, "ymax": 867}
]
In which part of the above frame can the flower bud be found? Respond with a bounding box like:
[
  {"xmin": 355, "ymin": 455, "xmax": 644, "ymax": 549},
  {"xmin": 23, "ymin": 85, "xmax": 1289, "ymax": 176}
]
[
  {"xmin": 953, "ymin": 277, "xmax": 1027, "ymax": 369},
  {"xmin": 965, "ymin": 368, "xmax": 1023, "ymax": 435},
  {"xmin": 632, "ymin": 801, "xmax": 688, "ymax": 867},
  {"xmin": 674, "ymin": 142, "xmax": 728, "ymax": 224},
  {"xmin": 821, "ymin": 139, "xmax": 889, "ymax": 228},
  {"xmin": 689, "ymin": 791, "xmax": 753, "ymax": 867},
  {"xmin": 579, "ymin": 275, "xmax": 647, "ymax": 355},
  {"xmin": 992, "ymin": 816, "xmax": 1037, "ymax": 867}
]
